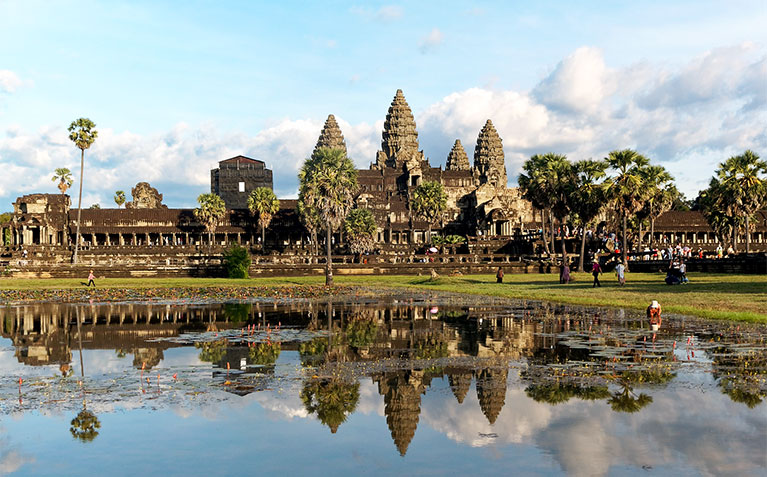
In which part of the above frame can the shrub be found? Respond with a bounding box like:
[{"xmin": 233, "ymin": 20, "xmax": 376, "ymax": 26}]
[{"xmin": 223, "ymin": 245, "xmax": 251, "ymax": 278}]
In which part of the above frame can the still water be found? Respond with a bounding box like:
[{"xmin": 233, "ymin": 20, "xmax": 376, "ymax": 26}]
[{"xmin": 0, "ymin": 292, "xmax": 765, "ymax": 476}]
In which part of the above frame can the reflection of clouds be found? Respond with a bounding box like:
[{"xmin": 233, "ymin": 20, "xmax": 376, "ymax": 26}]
[
  {"xmin": 0, "ymin": 438, "xmax": 34, "ymax": 475},
  {"xmin": 421, "ymin": 377, "xmax": 767, "ymax": 476},
  {"xmin": 355, "ymin": 378, "xmax": 384, "ymax": 417},
  {"xmin": 251, "ymin": 388, "xmax": 308, "ymax": 420}
]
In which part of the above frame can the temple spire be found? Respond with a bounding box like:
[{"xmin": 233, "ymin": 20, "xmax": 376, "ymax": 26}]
[
  {"xmin": 473, "ymin": 119, "xmax": 506, "ymax": 187},
  {"xmin": 375, "ymin": 89, "xmax": 422, "ymax": 169},
  {"xmin": 313, "ymin": 114, "xmax": 347, "ymax": 157},
  {"xmin": 445, "ymin": 139, "xmax": 470, "ymax": 171}
]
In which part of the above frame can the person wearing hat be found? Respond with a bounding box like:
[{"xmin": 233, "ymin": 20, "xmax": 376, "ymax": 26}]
[
  {"xmin": 591, "ymin": 259, "xmax": 602, "ymax": 288},
  {"xmin": 647, "ymin": 300, "xmax": 662, "ymax": 331}
]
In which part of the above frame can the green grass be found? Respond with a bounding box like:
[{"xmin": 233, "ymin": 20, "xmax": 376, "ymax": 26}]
[{"xmin": 1, "ymin": 272, "xmax": 765, "ymax": 322}]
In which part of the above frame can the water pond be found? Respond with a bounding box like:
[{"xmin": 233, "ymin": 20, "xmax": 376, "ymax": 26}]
[{"xmin": 1, "ymin": 291, "xmax": 765, "ymax": 476}]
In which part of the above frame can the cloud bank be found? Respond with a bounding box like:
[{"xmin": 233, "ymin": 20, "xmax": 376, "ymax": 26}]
[{"xmin": 0, "ymin": 44, "xmax": 764, "ymax": 210}]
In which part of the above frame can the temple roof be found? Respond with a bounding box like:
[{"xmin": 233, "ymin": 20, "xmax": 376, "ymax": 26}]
[
  {"xmin": 474, "ymin": 120, "xmax": 506, "ymax": 187},
  {"xmin": 446, "ymin": 139, "xmax": 471, "ymax": 171},
  {"xmin": 218, "ymin": 155, "xmax": 265, "ymax": 165},
  {"xmin": 313, "ymin": 114, "xmax": 347, "ymax": 156},
  {"xmin": 380, "ymin": 89, "xmax": 420, "ymax": 166}
]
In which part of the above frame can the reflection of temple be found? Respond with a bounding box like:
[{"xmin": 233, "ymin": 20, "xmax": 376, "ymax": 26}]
[{"xmin": 375, "ymin": 370, "xmax": 427, "ymax": 456}]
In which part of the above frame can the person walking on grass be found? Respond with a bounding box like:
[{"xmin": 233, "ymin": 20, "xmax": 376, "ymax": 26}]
[
  {"xmin": 591, "ymin": 260, "xmax": 602, "ymax": 288},
  {"xmin": 86, "ymin": 270, "xmax": 96, "ymax": 288},
  {"xmin": 615, "ymin": 260, "xmax": 626, "ymax": 286},
  {"xmin": 496, "ymin": 266, "xmax": 504, "ymax": 284},
  {"xmin": 561, "ymin": 261, "xmax": 570, "ymax": 284}
]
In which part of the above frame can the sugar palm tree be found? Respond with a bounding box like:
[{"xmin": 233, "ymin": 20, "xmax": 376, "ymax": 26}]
[
  {"xmin": 344, "ymin": 208, "xmax": 377, "ymax": 262},
  {"xmin": 638, "ymin": 165, "xmax": 674, "ymax": 247},
  {"xmin": 699, "ymin": 178, "xmax": 738, "ymax": 246},
  {"xmin": 247, "ymin": 187, "xmax": 280, "ymax": 247},
  {"xmin": 716, "ymin": 150, "xmax": 767, "ymax": 253},
  {"xmin": 298, "ymin": 147, "xmax": 358, "ymax": 286},
  {"xmin": 605, "ymin": 149, "xmax": 649, "ymax": 267},
  {"xmin": 113, "ymin": 190, "xmax": 126, "ymax": 208},
  {"xmin": 545, "ymin": 154, "xmax": 576, "ymax": 263},
  {"xmin": 297, "ymin": 196, "xmax": 322, "ymax": 261},
  {"xmin": 194, "ymin": 193, "xmax": 227, "ymax": 248},
  {"xmin": 68, "ymin": 118, "xmax": 98, "ymax": 264},
  {"xmin": 410, "ymin": 180, "xmax": 447, "ymax": 244},
  {"xmin": 519, "ymin": 154, "xmax": 558, "ymax": 254},
  {"xmin": 52, "ymin": 168, "xmax": 74, "ymax": 194},
  {"xmin": 573, "ymin": 159, "xmax": 608, "ymax": 271}
]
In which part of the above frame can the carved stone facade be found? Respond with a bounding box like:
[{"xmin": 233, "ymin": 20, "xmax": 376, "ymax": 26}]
[
  {"xmin": 210, "ymin": 156, "xmax": 273, "ymax": 209},
  {"xmin": 313, "ymin": 114, "xmax": 347, "ymax": 156},
  {"xmin": 446, "ymin": 140, "xmax": 470, "ymax": 171},
  {"xmin": 126, "ymin": 182, "xmax": 167, "ymax": 209}
]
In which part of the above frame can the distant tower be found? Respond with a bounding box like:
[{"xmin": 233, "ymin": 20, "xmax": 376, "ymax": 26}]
[
  {"xmin": 374, "ymin": 89, "xmax": 424, "ymax": 170},
  {"xmin": 473, "ymin": 120, "xmax": 506, "ymax": 187},
  {"xmin": 475, "ymin": 367, "xmax": 508, "ymax": 425},
  {"xmin": 445, "ymin": 139, "xmax": 470, "ymax": 171},
  {"xmin": 313, "ymin": 114, "xmax": 347, "ymax": 156},
  {"xmin": 210, "ymin": 156, "xmax": 273, "ymax": 209}
]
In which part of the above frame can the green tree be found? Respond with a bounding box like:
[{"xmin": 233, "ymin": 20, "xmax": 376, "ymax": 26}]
[
  {"xmin": 223, "ymin": 244, "xmax": 251, "ymax": 278},
  {"xmin": 410, "ymin": 180, "xmax": 447, "ymax": 244},
  {"xmin": 297, "ymin": 195, "xmax": 322, "ymax": 260},
  {"xmin": 247, "ymin": 187, "xmax": 280, "ymax": 247},
  {"xmin": 70, "ymin": 408, "xmax": 101, "ymax": 442},
  {"xmin": 573, "ymin": 159, "xmax": 607, "ymax": 271},
  {"xmin": 344, "ymin": 208, "xmax": 377, "ymax": 261},
  {"xmin": 68, "ymin": 118, "xmax": 98, "ymax": 264},
  {"xmin": 605, "ymin": 149, "xmax": 649, "ymax": 267},
  {"xmin": 194, "ymin": 193, "xmax": 227, "ymax": 248},
  {"xmin": 89, "ymin": 203, "xmax": 100, "ymax": 209},
  {"xmin": 638, "ymin": 165, "xmax": 674, "ymax": 247},
  {"xmin": 715, "ymin": 150, "xmax": 767, "ymax": 253},
  {"xmin": 300, "ymin": 378, "xmax": 360, "ymax": 433},
  {"xmin": 699, "ymin": 178, "xmax": 738, "ymax": 246},
  {"xmin": 298, "ymin": 147, "xmax": 358, "ymax": 286},
  {"xmin": 52, "ymin": 168, "xmax": 74, "ymax": 194},
  {"xmin": 114, "ymin": 190, "xmax": 126, "ymax": 208},
  {"xmin": 544, "ymin": 155, "xmax": 576, "ymax": 263},
  {"xmin": 519, "ymin": 154, "xmax": 558, "ymax": 254},
  {"xmin": 608, "ymin": 383, "xmax": 653, "ymax": 413}
]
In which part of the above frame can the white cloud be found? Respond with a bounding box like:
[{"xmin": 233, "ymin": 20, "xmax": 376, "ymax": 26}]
[
  {"xmin": 533, "ymin": 47, "xmax": 613, "ymax": 113},
  {"xmin": 376, "ymin": 5, "xmax": 403, "ymax": 22},
  {"xmin": 419, "ymin": 28, "xmax": 444, "ymax": 54},
  {"xmin": 0, "ymin": 70, "xmax": 22, "ymax": 94}
]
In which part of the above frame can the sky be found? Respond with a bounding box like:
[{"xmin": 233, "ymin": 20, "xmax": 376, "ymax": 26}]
[{"xmin": 0, "ymin": 0, "xmax": 765, "ymax": 209}]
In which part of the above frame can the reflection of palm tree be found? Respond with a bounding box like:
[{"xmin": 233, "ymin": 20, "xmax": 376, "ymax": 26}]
[
  {"xmin": 300, "ymin": 378, "xmax": 360, "ymax": 433},
  {"xmin": 344, "ymin": 317, "xmax": 378, "ymax": 348},
  {"xmin": 608, "ymin": 383, "xmax": 653, "ymax": 413},
  {"xmin": 721, "ymin": 385, "xmax": 764, "ymax": 409},
  {"xmin": 70, "ymin": 407, "xmax": 101, "ymax": 442},
  {"xmin": 223, "ymin": 303, "xmax": 252, "ymax": 323},
  {"xmin": 525, "ymin": 382, "xmax": 577, "ymax": 405},
  {"xmin": 196, "ymin": 340, "xmax": 228, "ymax": 363},
  {"xmin": 249, "ymin": 342, "xmax": 281, "ymax": 366}
]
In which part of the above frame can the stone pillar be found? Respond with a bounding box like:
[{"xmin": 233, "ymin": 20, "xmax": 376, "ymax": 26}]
[{"xmin": 145, "ymin": 233, "xmax": 150, "ymax": 246}]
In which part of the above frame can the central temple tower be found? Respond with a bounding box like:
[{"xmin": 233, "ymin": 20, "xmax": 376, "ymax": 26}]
[{"xmin": 373, "ymin": 89, "xmax": 427, "ymax": 171}]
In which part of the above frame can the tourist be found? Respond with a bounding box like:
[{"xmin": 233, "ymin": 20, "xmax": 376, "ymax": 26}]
[
  {"xmin": 561, "ymin": 262, "xmax": 570, "ymax": 284},
  {"xmin": 496, "ymin": 266, "xmax": 504, "ymax": 284},
  {"xmin": 679, "ymin": 260, "xmax": 688, "ymax": 283},
  {"xmin": 647, "ymin": 300, "xmax": 662, "ymax": 331},
  {"xmin": 615, "ymin": 260, "xmax": 626, "ymax": 286},
  {"xmin": 591, "ymin": 260, "xmax": 602, "ymax": 288},
  {"xmin": 726, "ymin": 245, "xmax": 735, "ymax": 257},
  {"xmin": 86, "ymin": 270, "xmax": 96, "ymax": 288},
  {"xmin": 716, "ymin": 244, "xmax": 723, "ymax": 259}
]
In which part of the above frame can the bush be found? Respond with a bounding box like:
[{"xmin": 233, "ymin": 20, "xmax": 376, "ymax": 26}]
[{"xmin": 223, "ymin": 245, "xmax": 251, "ymax": 278}]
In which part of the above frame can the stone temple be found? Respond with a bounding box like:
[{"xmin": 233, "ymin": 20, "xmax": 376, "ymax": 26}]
[{"xmin": 2, "ymin": 89, "xmax": 766, "ymax": 273}]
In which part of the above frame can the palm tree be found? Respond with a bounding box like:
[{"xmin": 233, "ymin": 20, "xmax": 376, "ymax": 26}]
[
  {"xmin": 699, "ymin": 178, "xmax": 738, "ymax": 247},
  {"xmin": 519, "ymin": 154, "xmax": 558, "ymax": 255},
  {"xmin": 544, "ymin": 154, "xmax": 576, "ymax": 263},
  {"xmin": 114, "ymin": 190, "xmax": 126, "ymax": 208},
  {"xmin": 573, "ymin": 159, "xmax": 607, "ymax": 271},
  {"xmin": 247, "ymin": 187, "xmax": 280, "ymax": 247},
  {"xmin": 716, "ymin": 150, "xmax": 767, "ymax": 253},
  {"xmin": 298, "ymin": 147, "xmax": 358, "ymax": 286},
  {"xmin": 410, "ymin": 180, "xmax": 447, "ymax": 244},
  {"xmin": 344, "ymin": 208, "xmax": 377, "ymax": 262},
  {"xmin": 638, "ymin": 165, "xmax": 674, "ymax": 247},
  {"xmin": 297, "ymin": 196, "xmax": 322, "ymax": 261},
  {"xmin": 194, "ymin": 193, "xmax": 227, "ymax": 248},
  {"xmin": 605, "ymin": 149, "xmax": 649, "ymax": 267},
  {"xmin": 68, "ymin": 118, "xmax": 98, "ymax": 264},
  {"xmin": 52, "ymin": 168, "xmax": 74, "ymax": 194}
]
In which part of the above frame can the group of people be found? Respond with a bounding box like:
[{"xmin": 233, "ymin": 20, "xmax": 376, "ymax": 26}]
[
  {"xmin": 590, "ymin": 259, "xmax": 625, "ymax": 287},
  {"xmin": 665, "ymin": 259, "xmax": 688, "ymax": 285}
]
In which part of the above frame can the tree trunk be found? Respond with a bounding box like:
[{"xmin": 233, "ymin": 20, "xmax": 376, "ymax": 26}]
[
  {"xmin": 622, "ymin": 212, "xmax": 629, "ymax": 270},
  {"xmin": 549, "ymin": 209, "xmax": 556, "ymax": 256},
  {"xmin": 325, "ymin": 221, "xmax": 333, "ymax": 286},
  {"xmin": 427, "ymin": 224, "xmax": 432, "ymax": 244},
  {"xmin": 261, "ymin": 223, "xmax": 265, "ymax": 251},
  {"xmin": 638, "ymin": 222, "xmax": 643, "ymax": 249},
  {"xmin": 560, "ymin": 216, "xmax": 568, "ymax": 265},
  {"xmin": 541, "ymin": 209, "xmax": 550, "ymax": 255},
  {"xmin": 745, "ymin": 215, "xmax": 750, "ymax": 254},
  {"xmin": 73, "ymin": 149, "xmax": 84, "ymax": 264},
  {"xmin": 732, "ymin": 226, "xmax": 738, "ymax": 252},
  {"xmin": 650, "ymin": 218, "xmax": 655, "ymax": 247},
  {"xmin": 578, "ymin": 224, "xmax": 587, "ymax": 272}
]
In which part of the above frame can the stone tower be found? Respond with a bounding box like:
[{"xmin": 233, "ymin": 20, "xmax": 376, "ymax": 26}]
[
  {"xmin": 473, "ymin": 120, "xmax": 507, "ymax": 187},
  {"xmin": 445, "ymin": 139, "xmax": 470, "ymax": 171},
  {"xmin": 475, "ymin": 367, "xmax": 508, "ymax": 425},
  {"xmin": 374, "ymin": 89, "xmax": 425, "ymax": 170},
  {"xmin": 313, "ymin": 114, "xmax": 347, "ymax": 156}
]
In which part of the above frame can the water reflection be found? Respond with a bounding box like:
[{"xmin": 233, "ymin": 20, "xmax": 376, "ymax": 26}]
[{"xmin": 0, "ymin": 297, "xmax": 765, "ymax": 475}]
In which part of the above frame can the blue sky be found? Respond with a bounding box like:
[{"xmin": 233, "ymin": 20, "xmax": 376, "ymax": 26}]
[{"xmin": 1, "ymin": 1, "xmax": 765, "ymax": 209}]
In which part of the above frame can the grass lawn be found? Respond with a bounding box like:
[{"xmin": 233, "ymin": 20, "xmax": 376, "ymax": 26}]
[{"xmin": 1, "ymin": 272, "xmax": 765, "ymax": 322}]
